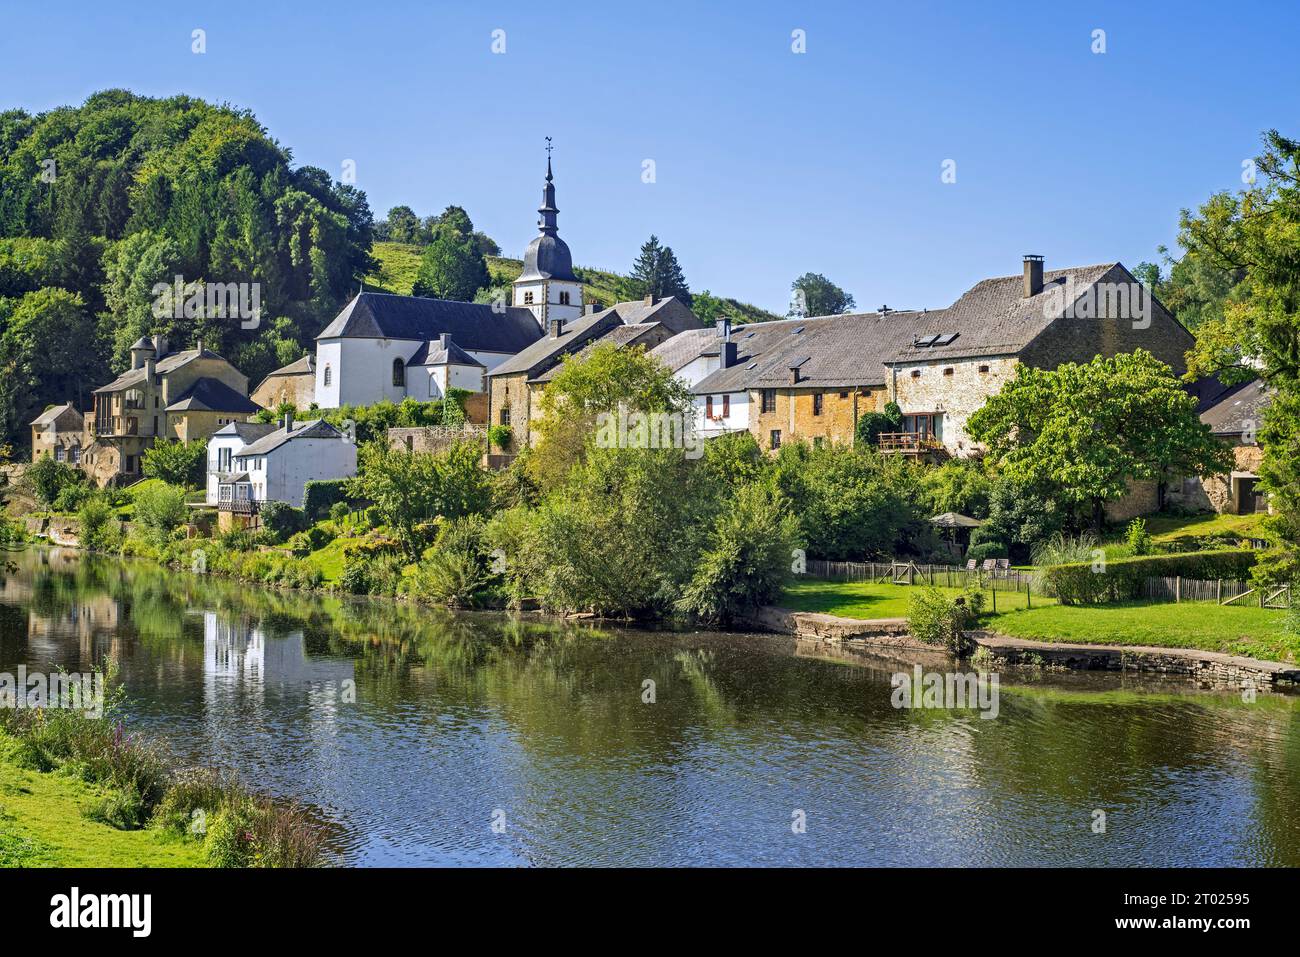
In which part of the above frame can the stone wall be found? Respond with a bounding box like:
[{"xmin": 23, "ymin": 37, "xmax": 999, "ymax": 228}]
[
  {"xmin": 388, "ymin": 425, "xmax": 487, "ymax": 455},
  {"xmin": 251, "ymin": 371, "xmax": 315, "ymax": 410},
  {"xmin": 888, "ymin": 356, "xmax": 1019, "ymax": 456},
  {"xmin": 487, "ymin": 373, "xmax": 536, "ymax": 453}
]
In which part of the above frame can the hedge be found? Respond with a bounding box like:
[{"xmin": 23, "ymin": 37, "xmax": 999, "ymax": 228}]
[
  {"xmin": 302, "ymin": 480, "xmax": 351, "ymax": 522},
  {"xmin": 1041, "ymin": 549, "xmax": 1258, "ymax": 605}
]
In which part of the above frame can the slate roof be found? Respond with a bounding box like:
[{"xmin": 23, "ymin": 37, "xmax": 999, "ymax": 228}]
[
  {"xmin": 1200, "ymin": 380, "xmax": 1272, "ymax": 437},
  {"xmin": 487, "ymin": 309, "xmax": 623, "ymax": 379},
  {"xmin": 883, "ymin": 263, "xmax": 1120, "ymax": 364},
  {"xmin": 519, "ymin": 233, "xmax": 577, "ymax": 282},
  {"xmin": 260, "ymin": 354, "xmax": 314, "ymax": 378},
  {"xmin": 236, "ymin": 419, "xmax": 345, "ymax": 457},
  {"xmin": 212, "ymin": 421, "xmax": 278, "ymax": 443},
  {"xmin": 94, "ymin": 347, "xmax": 228, "ymax": 393},
  {"xmin": 29, "ymin": 402, "xmax": 81, "ymax": 427},
  {"xmin": 648, "ymin": 327, "xmax": 723, "ymax": 373},
  {"xmin": 406, "ymin": 338, "xmax": 485, "ymax": 367},
  {"xmin": 316, "ymin": 292, "xmax": 543, "ymax": 354},
  {"xmin": 691, "ymin": 313, "xmax": 931, "ymax": 394},
  {"xmin": 165, "ymin": 377, "xmax": 261, "ymax": 414},
  {"xmin": 532, "ymin": 322, "xmax": 665, "ymax": 383}
]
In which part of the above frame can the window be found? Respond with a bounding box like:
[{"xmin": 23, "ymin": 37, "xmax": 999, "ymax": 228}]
[
  {"xmin": 812, "ymin": 393, "xmax": 823, "ymax": 416},
  {"xmin": 813, "ymin": 436, "xmax": 825, "ymax": 449},
  {"xmin": 943, "ymin": 367, "xmax": 954, "ymax": 376},
  {"xmin": 722, "ymin": 394, "xmax": 730, "ymax": 417},
  {"xmin": 125, "ymin": 455, "xmax": 136, "ymax": 473},
  {"xmin": 706, "ymin": 396, "xmax": 714, "ymax": 419},
  {"xmin": 324, "ymin": 364, "xmax": 332, "ymax": 387},
  {"xmin": 220, "ymin": 447, "xmax": 232, "ymax": 472},
  {"xmin": 70, "ymin": 445, "xmax": 80, "ymax": 464},
  {"xmin": 840, "ymin": 391, "xmax": 849, "ymax": 399},
  {"xmin": 761, "ymin": 389, "xmax": 777, "ymax": 413},
  {"xmin": 770, "ymin": 429, "xmax": 782, "ymax": 450},
  {"xmin": 392, "ymin": 358, "xmax": 405, "ymax": 387},
  {"xmin": 978, "ymin": 364, "xmax": 990, "ymax": 374},
  {"xmin": 559, "ymin": 291, "xmax": 570, "ymax": 305},
  {"xmin": 910, "ymin": 369, "xmax": 921, "ymax": 378},
  {"xmin": 524, "ymin": 291, "xmax": 534, "ymax": 305},
  {"xmin": 55, "ymin": 446, "xmax": 65, "ymax": 462},
  {"xmin": 500, "ymin": 407, "xmax": 511, "ymax": 426}
]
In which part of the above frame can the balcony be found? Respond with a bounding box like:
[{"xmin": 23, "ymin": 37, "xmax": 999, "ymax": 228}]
[
  {"xmin": 217, "ymin": 498, "xmax": 259, "ymax": 515},
  {"xmin": 877, "ymin": 432, "xmax": 947, "ymax": 457}
]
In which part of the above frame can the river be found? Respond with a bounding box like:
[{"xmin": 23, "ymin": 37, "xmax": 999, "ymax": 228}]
[{"xmin": 2, "ymin": 546, "xmax": 1298, "ymax": 866}]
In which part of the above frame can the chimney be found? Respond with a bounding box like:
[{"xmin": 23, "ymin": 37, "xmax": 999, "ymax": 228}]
[
  {"xmin": 789, "ymin": 365, "xmax": 801, "ymax": 385},
  {"xmin": 644, "ymin": 294, "xmax": 657, "ymax": 306},
  {"xmin": 152, "ymin": 334, "xmax": 168, "ymax": 357},
  {"xmin": 439, "ymin": 333, "xmax": 451, "ymax": 350},
  {"xmin": 281, "ymin": 411, "xmax": 294, "ymax": 432},
  {"xmin": 196, "ymin": 338, "xmax": 203, "ymax": 354},
  {"xmin": 721, "ymin": 340, "xmax": 737, "ymax": 369},
  {"xmin": 718, "ymin": 316, "xmax": 732, "ymax": 341},
  {"xmin": 585, "ymin": 302, "xmax": 599, "ymax": 315},
  {"xmin": 549, "ymin": 318, "xmax": 564, "ymax": 338},
  {"xmin": 1023, "ymin": 254, "xmax": 1044, "ymax": 297},
  {"xmin": 144, "ymin": 356, "xmax": 155, "ymax": 382}
]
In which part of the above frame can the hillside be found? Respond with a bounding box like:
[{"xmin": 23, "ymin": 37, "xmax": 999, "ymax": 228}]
[{"xmin": 365, "ymin": 242, "xmax": 782, "ymax": 325}]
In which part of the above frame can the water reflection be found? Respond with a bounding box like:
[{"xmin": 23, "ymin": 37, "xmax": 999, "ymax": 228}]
[{"xmin": 0, "ymin": 547, "xmax": 1297, "ymax": 866}]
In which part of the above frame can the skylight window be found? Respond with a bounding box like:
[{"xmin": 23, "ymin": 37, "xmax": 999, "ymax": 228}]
[
  {"xmin": 791, "ymin": 326, "xmax": 805, "ymax": 335},
  {"xmin": 933, "ymin": 332, "xmax": 959, "ymax": 346},
  {"xmin": 914, "ymin": 334, "xmax": 940, "ymax": 348}
]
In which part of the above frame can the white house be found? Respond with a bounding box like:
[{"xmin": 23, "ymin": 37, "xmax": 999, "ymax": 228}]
[
  {"xmin": 311, "ymin": 157, "xmax": 590, "ymax": 409},
  {"xmin": 210, "ymin": 415, "xmax": 356, "ymax": 510},
  {"xmin": 206, "ymin": 421, "xmax": 277, "ymax": 505},
  {"xmin": 649, "ymin": 319, "xmax": 747, "ymax": 439}
]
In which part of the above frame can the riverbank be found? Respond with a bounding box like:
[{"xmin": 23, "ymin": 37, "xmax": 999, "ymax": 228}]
[{"xmin": 0, "ymin": 734, "xmax": 203, "ymax": 867}]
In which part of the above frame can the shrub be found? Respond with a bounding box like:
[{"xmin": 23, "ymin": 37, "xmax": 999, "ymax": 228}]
[
  {"xmin": 141, "ymin": 439, "xmax": 207, "ymax": 487},
  {"xmin": 965, "ymin": 541, "xmax": 1007, "ymax": 564},
  {"xmin": 25, "ymin": 456, "xmax": 81, "ymax": 508},
  {"xmin": 404, "ymin": 516, "xmax": 494, "ymax": 608},
  {"xmin": 1041, "ymin": 549, "xmax": 1257, "ymax": 604},
  {"xmin": 77, "ymin": 495, "xmax": 121, "ymax": 552},
  {"xmin": 328, "ymin": 501, "xmax": 351, "ymax": 523},
  {"xmin": 487, "ymin": 424, "xmax": 512, "ymax": 450},
  {"xmin": 84, "ymin": 785, "xmax": 147, "ymax": 830},
  {"xmin": 1031, "ymin": 532, "xmax": 1097, "ymax": 567},
  {"xmin": 676, "ymin": 483, "xmax": 802, "ymax": 624},
  {"xmin": 205, "ymin": 803, "xmax": 258, "ymax": 868},
  {"xmin": 132, "ymin": 483, "xmax": 188, "ymax": 542},
  {"xmin": 53, "ymin": 482, "xmax": 93, "ymax": 512},
  {"xmin": 1126, "ymin": 518, "xmax": 1153, "ymax": 556},
  {"xmin": 855, "ymin": 401, "xmax": 902, "ymax": 446},
  {"xmin": 907, "ymin": 587, "xmax": 985, "ymax": 653},
  {"xmin": 303, "ymin": 479, "xmax": 351, "ymax": 522},
  {"xmin": 259, "ymin": 501, "xmax": 307, "ymax": 543}
]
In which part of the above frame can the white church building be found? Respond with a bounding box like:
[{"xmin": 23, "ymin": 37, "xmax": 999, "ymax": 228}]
[{"xmin": 310, "ymin": 156, "xmax": 591, "ymax": 409}]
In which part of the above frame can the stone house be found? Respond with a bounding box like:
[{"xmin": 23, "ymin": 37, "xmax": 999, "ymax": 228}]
[
  {"xmin": 81, "ymin": 336, "xmax": 260, "ymax": 486},
  {"xmin": 882, "ymin": 257, "xmax": 1195, "ymax": 458},
  {"xmin": 251, "ymin": 354, "xmax": 317, "ymax": 410},
  {"xmin": 29, "ymin": 403, "xmax": 85, "ymax": 464},
  {"xmin": 1164, "ymin": 379, "xmax": 1271, "ymax": 515},
  {"xmin": 486, "ymin": 296, "xmax": 703, "ymax": 455}
]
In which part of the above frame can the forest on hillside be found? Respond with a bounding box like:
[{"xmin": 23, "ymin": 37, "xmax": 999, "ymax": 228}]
[{"xmin": 0, "ymin": 90, "xmax": 375, "ymax": 446}]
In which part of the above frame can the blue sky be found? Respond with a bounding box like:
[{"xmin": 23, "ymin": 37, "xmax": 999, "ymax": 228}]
[{"xmin": 3, "ymin": 0, "xmax": 1297, "ymax": 313}]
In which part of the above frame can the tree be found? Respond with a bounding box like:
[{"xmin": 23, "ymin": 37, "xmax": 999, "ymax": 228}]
[
  {"xmin": 854, "ymin": 401, "xmax": 902, "ymax": 446},
  {"xmin": 628, "ymin": 235, "xmax": 691, "ymax": 305},
  {"xmin": 141, "ymin": 439, "xmax": 207, "ymax": 487},
  {"xmin": 528, "ymin": 341, "xmax": 693, "ymax": 487},
  {"xmin": 24, "ymin": 455, "xmax": 82, "ymax": 508},
  {"xmin": 349, "ymin": 440, "xmax": 492, "ymax": 557},
  {"xmin": 0, "ymin": 287, "xmax": 100, "ymax": 439},
  {"xmin": 967, "ymin": 350, "xmax": 1233, "ymax": 530},
  {"xmin": 411, "ymin": 230, "xmax": 490, "ymax": 302},
  {"xmin": 132, "ymin": 482, "xmax": 188, "ymax": 543},
  {"xmin": 789, "ymin": 272, "xmax": 855, "ymax": 317},
  {"xmin": 384, "ymin": 205, "xmax": 421, "ymax": 244}
]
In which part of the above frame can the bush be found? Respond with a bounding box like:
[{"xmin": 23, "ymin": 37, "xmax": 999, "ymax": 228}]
[
  {"xmin": 132, "ymin": 483, "xmax": 189, "ymax": 542},
  {"xmin": 676, "ymin": 483, "xmax": 802, "ymax": 624},
  {"xmin": 907, "ymin": 586, "xmax": 985, "ymax": 653},
  {"xmin": 1041, "ymin": 549, "xmax": 1258, "ymax": 604},
  {"xmin": 141, "ymin": 440, "xmax": 207, "ymax": 487},
  {"xmin": 77, "ymin": 495, "xmax": 121, "ymax": 552},
  {"xmin": 25, "ymin": 456, "xmax": 82, "ymax": 508},
  {"xmin": 53, "ymin": 482, "xmax": 93, "ymax": 512},
  {"xmin": 259, "ymin": 501, "xmax": 307, "ymax": 543},
  {"xmin": 404, "ymin": 516, "xmax": 495, "ymax": 608},
  {"xmin": 965, "ymin": 541, "xmax": 1007, "ymax": 564},
  {"xmin": 1126, "ymin": 518, "xmax": 1153, "ymax": 556},
  {"xmin": 855, "ymin": 401, "xmax": 902, "ymax": 446},
  {"xmin": 1030, "ymin": 532, "xmax": 1097, "ymax": 567},
  {"xmin": 328, "ymin": 501, "xmax": 351, "ymax": 522},
  {"xmin": 84, "ymin": 785, "xmax": 147, "ymax": 830},
  {"xmin": 487, "ymin": 424, "xmax": 512, "ymax": 450},
  {"xmin": 303, "ymin": 479, "xmax": 351, "ymax": 522}
]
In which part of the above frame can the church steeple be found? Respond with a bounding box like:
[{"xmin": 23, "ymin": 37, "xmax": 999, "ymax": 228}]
[{"xmin": 538, "ymin": 141, "xmax": 559, "ymax": 237}]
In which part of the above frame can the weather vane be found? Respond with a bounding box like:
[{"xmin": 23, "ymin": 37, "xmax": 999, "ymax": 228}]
[{"xmin": 545, "ymin": 136, "xmax": 553, "ymax": 156}]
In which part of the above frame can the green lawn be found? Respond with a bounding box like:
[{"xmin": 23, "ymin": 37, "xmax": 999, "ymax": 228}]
[
  {"xmin": 781, "ymin": 577, "xmax": 1046, "ymax": 619},
  {"xmin": 986, "ymin": 600, "xmax": 1297, "ymax": 663},
  {"xmin": 306, "ymin": 535, "xmax": 348, "ymax": 584},
  {"xmin": 779, "ymin": 576, "xmax": 1298, "ymax": 663},
  {"xmin": 0, "ymin": 739, "xmax": 204, "ymax": 868}
]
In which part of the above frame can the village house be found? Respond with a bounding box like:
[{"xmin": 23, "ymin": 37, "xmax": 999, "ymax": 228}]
[
  {"xmin": 674, "ymin": 311, "xmax": 928, "ymax": 448},
  {"xmin": 29, "ymin": 403, "xmax": 85, "ymax": 464},
  {"xmin": 1164, "ymin": 379, "xmax": 1272, "ymax": 515},
  {"xmin": 78, "ymin": 336, "xmax": 260, "ymax": 486},
  {"xmin": 250, "ymin": 354, "xmax": 316, "ymax": 409},
  {"xmin": 208, "ymin": 414, "xmax": 356, "ymax": 528},
  {"xmin": 486, "ymin": 295, "xmax": 703, "ymax": 455}
]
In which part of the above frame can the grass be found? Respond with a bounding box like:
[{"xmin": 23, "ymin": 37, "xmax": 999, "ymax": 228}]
[
  {"xmin": 365, "ymin": 242, "xmax": 783, "ymax": 324},
  {"xmin": 305, "ymin": 535, "xmax": 348, "ymax": 584},
  {"xmin": 778, "ymin": 576, "xmax": 1298, "ymax": 663},
  {"xmin": 0, "ymin": 737, "xmax": 203, "ymax": 867},
  {"xmin": 1143, "ymin": 511, "xmax": 1268, "ymax": 543},
  {"xmin": 780, "ymin": 577, "xmax": 1047, "ymax": 619}
]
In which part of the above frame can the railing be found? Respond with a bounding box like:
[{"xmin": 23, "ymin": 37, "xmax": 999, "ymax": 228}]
[
  {"xmin": 217, "ymin": 499, "xmax": 259, "ymax": 514},
  {"xmin": 806, "ymin": 559, "xmax": 1036, "ymax": 592},
  {"xmin": 877, "ymin": 432, "xmax": 944, "ymax": 454}
]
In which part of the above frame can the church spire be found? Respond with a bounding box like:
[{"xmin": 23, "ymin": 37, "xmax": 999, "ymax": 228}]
[{"xmin": 538, "ymin": 137, "xmax": 559, "ymax": 237}]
